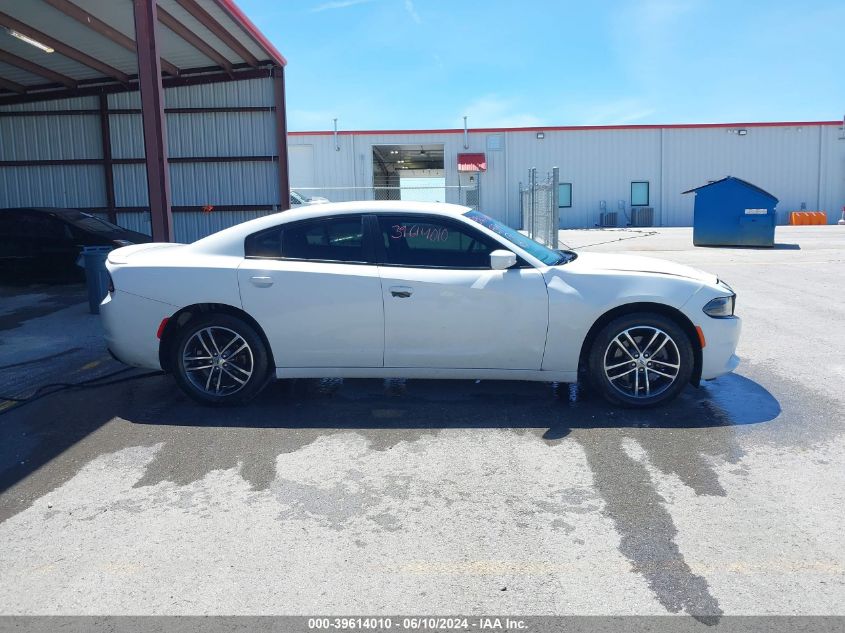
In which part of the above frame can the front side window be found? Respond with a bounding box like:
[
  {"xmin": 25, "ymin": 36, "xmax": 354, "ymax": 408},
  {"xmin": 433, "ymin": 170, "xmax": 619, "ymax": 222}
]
[
  {"xmin": 631, "ymin": 181, "xmax": 650, "ymax": 206},
  {"xmin": 378, "ymin": 215, "xmax": 494, "ymax": 268},
  {"xmin": 464, "ymin": 210, "xmax": 568, "ymax": 266},
  {"xmin": 245, "ymin": 216, "xmax": 365, "ymax": 262}
]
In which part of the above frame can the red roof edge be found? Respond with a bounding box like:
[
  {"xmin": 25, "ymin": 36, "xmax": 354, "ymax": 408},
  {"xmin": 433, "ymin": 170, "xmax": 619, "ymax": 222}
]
[
  {"xmin": 289, "ymin": 120, "xmax": 842, "ymax": 137},
  {"xmin": 214, "ymin": 0, "xmax": 287, "ymax": 66}
]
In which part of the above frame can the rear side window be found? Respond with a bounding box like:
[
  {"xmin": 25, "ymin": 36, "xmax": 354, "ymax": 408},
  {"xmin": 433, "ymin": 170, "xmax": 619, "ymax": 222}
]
[
  {"xmin": 245, "ymin": 216, "xmax": 365, "ymax": 263},
  {"xmin": 377, "ymin": 215, "xmax": 495, "ymax": 268}
]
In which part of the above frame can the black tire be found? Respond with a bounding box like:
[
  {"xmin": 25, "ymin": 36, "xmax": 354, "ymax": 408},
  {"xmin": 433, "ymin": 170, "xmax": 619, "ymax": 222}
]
[
  {"xmin": 171, "ymin": 313, "xmax": 271, "ymax": 406},
  {"xmin": 587, "ymin": 312, "xmax": 694, "ymax": 408}
]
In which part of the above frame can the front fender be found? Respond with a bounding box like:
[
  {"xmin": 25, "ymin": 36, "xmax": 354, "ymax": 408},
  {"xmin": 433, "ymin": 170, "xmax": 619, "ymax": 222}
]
[{"xmin": 540, "ymin": 268, "xmax": 701, "ymax": 372}]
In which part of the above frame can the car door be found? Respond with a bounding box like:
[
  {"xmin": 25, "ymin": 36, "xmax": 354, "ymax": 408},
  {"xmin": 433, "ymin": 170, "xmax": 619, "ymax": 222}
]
[
  {"xmin": 19, "ymin": 211, "xmax": 79, "ymax": 272},
  {"xmin": 374, "ymin": 213, "xmax": 549, "ymax": 370},
  {"xmin": 238, "ymin": 214, "xmax": 384, "ymax": 368},
  {"xmin": 0, "ymin": 210, "xmax": 26, "ymax": 264}
]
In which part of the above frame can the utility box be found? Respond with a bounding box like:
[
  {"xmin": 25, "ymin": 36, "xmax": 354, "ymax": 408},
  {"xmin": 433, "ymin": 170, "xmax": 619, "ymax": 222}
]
[
  {"xmin": 683, "ymin": 176, "xmax": 778, "ymax": 247},
  {"xmin": 80, "ymin": 246, "xmax": 112, "ymax": 314}
]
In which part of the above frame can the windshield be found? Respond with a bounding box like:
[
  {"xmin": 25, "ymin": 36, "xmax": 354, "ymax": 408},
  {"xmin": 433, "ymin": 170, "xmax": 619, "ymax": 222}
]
[{"xmin": 464, "ymin": 210, "xmax": 574, "ymax": 266}]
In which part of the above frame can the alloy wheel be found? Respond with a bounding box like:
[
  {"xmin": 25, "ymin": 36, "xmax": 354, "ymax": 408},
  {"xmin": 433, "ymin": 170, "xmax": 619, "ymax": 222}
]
[
  {"xmin": 603, "ymin": 326, "xmax": 681, "ymax": 399},
  {"xmin": 181, "ymin": 326, "xmax": 254, "ymax": 397}
]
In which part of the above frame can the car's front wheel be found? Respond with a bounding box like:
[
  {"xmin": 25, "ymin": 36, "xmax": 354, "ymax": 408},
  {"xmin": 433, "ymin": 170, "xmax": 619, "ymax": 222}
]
[
  {"xmin": 587, "ymin": 312, "xmax": 694, "ymax": 408},
  {"xmin": 171, "ymin": 314, "xmax": 270, "ymax": 406}
]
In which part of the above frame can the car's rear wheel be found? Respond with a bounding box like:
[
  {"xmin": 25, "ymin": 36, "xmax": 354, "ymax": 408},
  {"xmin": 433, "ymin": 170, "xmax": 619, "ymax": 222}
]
[
  {"xmin": 171, "ymin": 314, "xmax": 270, "ymax": 406},
  {"xmin": 587, "ymin": 312, "xmax": 694, "ymax": 408}
]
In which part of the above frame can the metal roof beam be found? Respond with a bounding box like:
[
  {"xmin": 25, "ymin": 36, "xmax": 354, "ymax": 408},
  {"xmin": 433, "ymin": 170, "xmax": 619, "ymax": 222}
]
[
  {"xmin": 157, "ymin": 7, "xmax": 234, "ymax": 77},
  {"xmin": 0, "ymin": 76, "xmax": 27, "ymax": 94},
  {"xmin": 174, "ymin": 0, "xmax": 258, "ymax": 67},
  {"xmin": 134, "ymin": 0, "xmax": 173, "ymax": 242},
  {"xmin": 0, "ymin": 49, "xmax": 77, "ymax": 89},
  {"xmin": 40, "ymin": 0, "xmax": 181, "ymax": 77},
  {"xmin": 0, "ymin": 10, "xmax": 130, "ymax": 85},
  {"xmin": 272, "ymin": 65, "xmax": 290, "ymax": 210}
]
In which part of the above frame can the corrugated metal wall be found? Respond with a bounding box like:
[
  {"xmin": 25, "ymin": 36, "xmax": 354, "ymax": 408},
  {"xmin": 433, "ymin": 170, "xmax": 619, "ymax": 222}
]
[
  {"xmin": 0, "ymin": 95, "xmax": 108, "ymax": 210},
  {"xmin": 0, "ymin": 76, "xmax": 280, "ymax": 242},
  {"xmin": 290, "ymin": 123, "xmax": 845, "ymax": 228},
  {"xmin": 107, "ymin": 76, "xmax": 280, "ymax": 241}
]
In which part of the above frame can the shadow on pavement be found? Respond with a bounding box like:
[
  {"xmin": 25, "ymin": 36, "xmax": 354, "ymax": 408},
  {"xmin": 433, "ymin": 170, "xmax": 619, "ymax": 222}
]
[
  {"xmin": 128, "ymin": 372, "xmax": 780, "ymax": 435},
  {"xmin": 0, "ymin": 371, "xmax": 782, "ymax": 621}
]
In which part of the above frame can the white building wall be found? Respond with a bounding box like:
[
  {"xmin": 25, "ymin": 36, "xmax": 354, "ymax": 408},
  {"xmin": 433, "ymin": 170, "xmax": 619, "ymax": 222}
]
[
  {"xmin": 288, "ymin": 131, "xmax": 484, "ymax": 207},
  {"xmin": 501, "ymin": 128, "xmax": 662, "ymax": 228},
  {"xmin": 290, "ymin": 123, "xmax": 845, "ymax": 228},
  {"xmin": 662, "ymin": 125, "xmax": 827, "ymax": 225}
]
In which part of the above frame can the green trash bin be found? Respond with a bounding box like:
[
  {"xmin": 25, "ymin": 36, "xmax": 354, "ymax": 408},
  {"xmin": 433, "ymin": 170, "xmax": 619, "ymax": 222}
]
[{"xmin": 81, "ymin": 246, "xmax": 112, "ymax": 314}]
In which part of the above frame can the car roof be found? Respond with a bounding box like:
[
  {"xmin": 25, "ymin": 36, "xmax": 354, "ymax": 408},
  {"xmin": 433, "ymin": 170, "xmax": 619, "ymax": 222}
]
[
  {"xmin": 0, "ymin": 207, "xmax": 88, "ymax": 216},
  {"xmin": 190, "ymin": 201, "xmax": 473, "ymax": 253},
  {"xmin": 0, "ymin": 207, "xmax": 85, "ymax": 215},
  {"xmin": 283, "ymin": 200, "xmax": 470, "ymax": 219}
]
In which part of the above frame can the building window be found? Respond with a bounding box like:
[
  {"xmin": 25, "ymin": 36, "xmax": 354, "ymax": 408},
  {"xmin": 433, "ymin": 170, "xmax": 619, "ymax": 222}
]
[
  {"xmin": 558, "ymin": 183, "xmax": 572, "ymax": 208},
  {"xmin": 631, "ymin": 181, "xmax": 650, "ymax": 206}
]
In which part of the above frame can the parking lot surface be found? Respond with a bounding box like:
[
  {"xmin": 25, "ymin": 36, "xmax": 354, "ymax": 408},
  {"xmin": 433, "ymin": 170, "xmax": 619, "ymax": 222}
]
[{"xmin": 0, "ymin": 226, "xmax": 843, "ymax": 616}]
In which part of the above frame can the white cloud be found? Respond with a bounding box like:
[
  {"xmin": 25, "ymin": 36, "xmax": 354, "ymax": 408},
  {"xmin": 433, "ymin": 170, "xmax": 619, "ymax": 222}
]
[
  {"xmin": 311, "ymin": 0, "xmax": 374, "ymax": 12},
  {"xmin": 459, "ymin": 95, "xmax": 542, "ymax": 128},
  {"xmin": 457, "ymin": 95, "xmax": 657, "ymax": 130},
  {"xmin": 404, "ymin": 0, "xmax": 421, "ymax": 23}
]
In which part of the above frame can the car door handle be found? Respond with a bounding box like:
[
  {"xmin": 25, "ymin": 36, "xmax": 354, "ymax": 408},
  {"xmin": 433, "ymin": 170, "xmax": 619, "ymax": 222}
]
[
  {"xmin": 390, "ymin": 286, "xmax": 413, "ymax": 298},
  {"xmin": 250, "ymin": 275, "xmax": 274, "ymax": 288}
]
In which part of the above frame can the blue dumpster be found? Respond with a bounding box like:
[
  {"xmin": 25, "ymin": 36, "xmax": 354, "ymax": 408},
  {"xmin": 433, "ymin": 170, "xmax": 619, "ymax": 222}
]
[
  {"xmin": 80, "ymin": 246, "xmax": 112, "ymax": 314},
  {"xmin": 683, "ymin": 176, "xmax": 778, "ymax": 247}
]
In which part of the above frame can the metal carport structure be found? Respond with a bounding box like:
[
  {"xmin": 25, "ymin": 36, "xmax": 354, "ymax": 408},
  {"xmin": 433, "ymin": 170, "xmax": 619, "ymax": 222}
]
[{"xmin": 0, "ymin": 0, "xmax": 289, "ymax": 242}]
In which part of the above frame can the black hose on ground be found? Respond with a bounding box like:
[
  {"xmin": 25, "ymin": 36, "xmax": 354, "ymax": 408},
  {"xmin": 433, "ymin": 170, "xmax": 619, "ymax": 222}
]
[{"xmin": 0, "ymin": 369, "xmax": 165, "ymax": 417}]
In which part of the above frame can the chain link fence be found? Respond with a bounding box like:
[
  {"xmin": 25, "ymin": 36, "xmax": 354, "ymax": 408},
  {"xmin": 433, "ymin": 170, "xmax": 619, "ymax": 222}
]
[
  {"xmin": 520, "ymin": 167, "xmax": 559, "ymax": 248},
  {"xmin": 291, "ymin": 185, "xmax": 479, "ymax": 209}
]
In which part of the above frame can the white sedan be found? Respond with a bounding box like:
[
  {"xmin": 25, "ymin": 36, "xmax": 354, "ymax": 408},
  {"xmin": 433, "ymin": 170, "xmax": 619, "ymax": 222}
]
[{"xmin": 101, "ymin": 201, "xmax": 740, "ymax": 408}]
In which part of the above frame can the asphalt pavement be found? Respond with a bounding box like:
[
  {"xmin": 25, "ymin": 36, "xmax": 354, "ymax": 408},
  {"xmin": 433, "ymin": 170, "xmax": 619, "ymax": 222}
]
[{"xmin": 0, "ymin": 226, "xmax": 843, "ymax": 618}]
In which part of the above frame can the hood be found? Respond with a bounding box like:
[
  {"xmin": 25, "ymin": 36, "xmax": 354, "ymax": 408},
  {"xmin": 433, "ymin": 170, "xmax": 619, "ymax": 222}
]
[
  {"xmin": 570, "ymin": 252, "xmax": 718, "ymax": 285},
  {"xmin": 107, "ymin": 242, "xmax": 184, "ymax": 264}
]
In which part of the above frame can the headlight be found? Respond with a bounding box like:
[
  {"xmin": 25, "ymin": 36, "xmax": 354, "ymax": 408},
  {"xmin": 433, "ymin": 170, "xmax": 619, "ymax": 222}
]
[{"xmin": 703, "ymin": 295, "xmax": 735, "ymax": 318}]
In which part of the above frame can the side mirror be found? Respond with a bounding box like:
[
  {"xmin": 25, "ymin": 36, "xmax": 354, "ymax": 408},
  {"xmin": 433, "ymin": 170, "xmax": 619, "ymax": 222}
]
[{"xmin": 490, "ymin": 249, "xmax": 517, "ymax": 270}]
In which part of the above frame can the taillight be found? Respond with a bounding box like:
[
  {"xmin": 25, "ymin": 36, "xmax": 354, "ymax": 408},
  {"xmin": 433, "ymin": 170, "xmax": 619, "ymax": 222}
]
[{"xmin": 107, "ymin": 272, "xmax": 114, "ymax": 294}]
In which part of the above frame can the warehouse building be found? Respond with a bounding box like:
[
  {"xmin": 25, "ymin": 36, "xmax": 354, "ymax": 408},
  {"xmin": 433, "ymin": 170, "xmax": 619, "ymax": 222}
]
[
  {"xmin": 288, "ymin": 120, "xmax": 845, "ymax": 229},
  {"xmin": 0, "ymin": 0, "xmax": 289, "ymax": 243}
]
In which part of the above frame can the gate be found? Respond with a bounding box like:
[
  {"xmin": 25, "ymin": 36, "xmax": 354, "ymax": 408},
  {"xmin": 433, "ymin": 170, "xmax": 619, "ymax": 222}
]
[{"xmin": 519, "ymin": 167, "xmax": 559, "ymax": 248}]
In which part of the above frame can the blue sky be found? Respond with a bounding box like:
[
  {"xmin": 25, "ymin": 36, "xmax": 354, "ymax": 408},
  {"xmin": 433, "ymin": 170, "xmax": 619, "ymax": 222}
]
[{"xmin": 238, "ymin": 0, "xmax": 845, "ymax": 132}]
